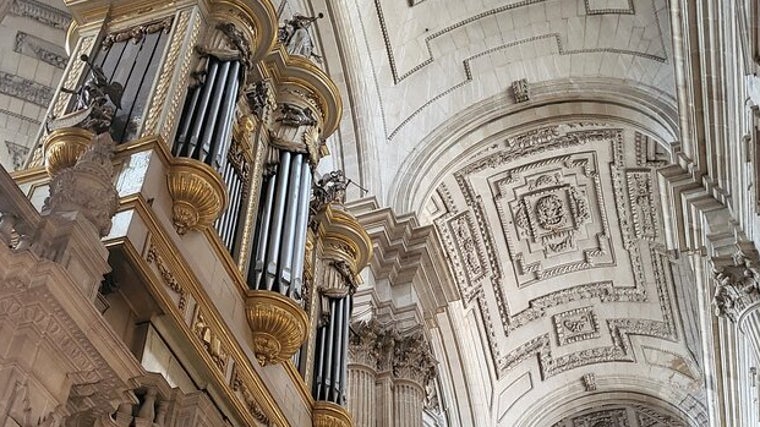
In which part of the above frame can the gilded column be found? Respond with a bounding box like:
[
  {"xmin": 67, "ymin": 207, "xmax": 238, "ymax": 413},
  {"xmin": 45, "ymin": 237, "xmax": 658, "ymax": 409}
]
[{"xmin": 712, "ymin": 242, "xmax": 760, "ymax": 359}]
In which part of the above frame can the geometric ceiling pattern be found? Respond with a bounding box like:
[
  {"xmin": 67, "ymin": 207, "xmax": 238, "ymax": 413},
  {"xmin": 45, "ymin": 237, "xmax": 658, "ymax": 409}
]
[
  {"xmin": 551, "ymin": 403, "xmax": 686, "ymax": 427},
  {"xmin": 426, "ymin": 122, "xmax": 703, "ymax": 423},
  {"xmin": 328, "ymin": 0, "xmax": 701, "ymax": 424},
  {"xmin": 358, "ymin": 0, "xmax": 673, "ymax": 141}
]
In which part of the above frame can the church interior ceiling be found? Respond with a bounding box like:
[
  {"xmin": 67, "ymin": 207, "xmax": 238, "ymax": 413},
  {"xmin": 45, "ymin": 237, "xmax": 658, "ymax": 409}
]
[{"xmin": 326, "ymin": 0, "xmax": 707, "ymax": 424}]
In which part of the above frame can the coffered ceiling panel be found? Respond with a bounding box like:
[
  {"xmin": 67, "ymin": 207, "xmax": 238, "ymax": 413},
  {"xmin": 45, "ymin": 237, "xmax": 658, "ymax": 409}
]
[{"xmin": 426, "ymin": 121, "xmax": 704, "ymax": 424}]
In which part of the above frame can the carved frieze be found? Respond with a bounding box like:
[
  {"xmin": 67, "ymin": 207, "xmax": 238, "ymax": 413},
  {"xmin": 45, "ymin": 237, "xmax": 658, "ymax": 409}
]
[
  {"xmin": 551, "ymin": 404, "xmax": 687, "ymax": 427},
  {"xmin": 231, "ymin": 365, "xmax": 272, "ymax": 426},
  {"xmin": 444, "ymin": 211, "xmax": 487, "ymax": 299},
  {"xmin": 146, "ymin": 245, "xmax": 188, "ymax": 312},
  {"xmin": 4, "ymin": 141, "xmax": 29, "ymax": 170},
  {"xmin": 625, "ymin": 170, "xmax": 657, "ymax": 241},
  {"xmin": 0, "ymin": 71, "xmax": 53, "ymax": 107},
  {"xmin": 193, "ymin": 308, "xmax": 230, "ymax": 372},
  {"xmin": 568, "ymin": 408, "xmax": 629, "ymax": 427},
  {"xmin": 14, "ymin": 31, "xmax": 67, "ymax": 69},
  {"xmin": 9, "ymin": 0, "xmax": 71, "ymax": 31}
]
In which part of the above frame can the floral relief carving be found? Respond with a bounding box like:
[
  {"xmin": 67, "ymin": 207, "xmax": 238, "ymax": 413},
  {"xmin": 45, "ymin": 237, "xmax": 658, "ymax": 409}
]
[{"xmin": 146, "ymin": 245, "xmax": 187, "ymax": 311}]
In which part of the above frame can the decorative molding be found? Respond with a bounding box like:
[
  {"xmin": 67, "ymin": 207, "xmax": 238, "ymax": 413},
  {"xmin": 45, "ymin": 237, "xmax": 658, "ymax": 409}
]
[
  {"xmin": 0, "ymin": 71, "xmax": 53, "ymax": 107},
  {"xmin": 370, "ymin": 0, "xmax": 668, "ymax": 138},
  {"xmin": 146, "ymin": 244, "xmax": 188, "ymax": 312},
  {"xmin": 347, "ymin": 197, "xmax": 459, "ymax": 315},
  {"xmin": 193, "ymin": 308, "xmax": 230, "ymax": 372},
  {"xmin": 9, "ymin": 0, "xmax": 71, "ymax": 31},
  {"xmin": 231, "ymin": 365, "xmax": 272, "ymax": 425},
  {"xmin": 553, "ymin": 307, "xmax": 600, "ymax": 346},
  {"xmin": 431, "ymin": 124, "xmax": 683, "ymax": 381},
  {"xmin": 101, "ymin": 16, "xmax": 173, "ymax": 48},
  {"xmin": 4, "ymin": 140, "xmax": 29, "ymax": 170},
  {"xmin": 14, "ymin": 31, "xmax": 67, "ymax": 69},
  {"xmin": 511, "ymin": 78, "xmax": 530, "ymax": 103},
  {"xmin": 581, "ymin": 373, "xmax": 596, "ymax": 391}
]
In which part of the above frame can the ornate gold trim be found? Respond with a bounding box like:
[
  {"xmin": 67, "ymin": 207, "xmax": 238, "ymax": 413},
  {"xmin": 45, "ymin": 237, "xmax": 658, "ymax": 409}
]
[
  {"xmin": 245, "ymin": 290, "xmax": 309, "ymax": 366},
  {"xmin": 42, "ymin": 127, "xmax": 95, "ymax": 177},
  {"xmin": 108, "ymin": 196, "xmax": 291, "ymax": 426},
  {"xmin": 315, "ymin": 204, "xmax": 373, "ymax": 280},
  {"xmin": 313, "ymin": 401, "xmax": 353, "ymax": 427},
  {"xmin": 166, "ymin": 157, "xmax": 228, "ymax": 235},
  {"xmin": 264, "ymin": 48, "xmax": 344, "ymax": 138}
]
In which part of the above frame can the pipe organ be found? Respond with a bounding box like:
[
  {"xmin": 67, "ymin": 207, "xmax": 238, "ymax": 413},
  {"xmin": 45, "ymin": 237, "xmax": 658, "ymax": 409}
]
[{"xmin": 13, "ymin": 0, "xmax": 372, "ymax": 424}]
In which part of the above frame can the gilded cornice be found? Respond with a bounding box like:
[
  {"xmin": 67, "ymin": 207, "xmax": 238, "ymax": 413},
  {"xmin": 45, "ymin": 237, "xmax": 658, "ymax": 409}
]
[
  {"xmin": 315, "ymin": 203, "xmax": 373, "ymax": 282},
  {"xmin": 263, "ymin": 47, "xmax": 343, "ymax": 137},
  {"xmin": 209, "ymin": 0, "xmax": 277, "ymax": 63}
]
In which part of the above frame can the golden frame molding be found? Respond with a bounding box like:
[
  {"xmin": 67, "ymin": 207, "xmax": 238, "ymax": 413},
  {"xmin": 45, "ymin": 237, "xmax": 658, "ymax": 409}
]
[
  {"xmin": 245, "ymin": 290, "xmax": 309, "ymax": 366},
  {"xmin": 106, "ymin": 194, "xmax": 292, "ymax": 426},
  {"xmin": 42, "ymin": 127, "xmax": 95, "ymax": 177},
  {"xmin": 166, "ymin": 157, "xmax": 228, "ymax": 235},
  {"xmin": 312, "ymin": 401, "xmax": 353, "ymax": 427}
]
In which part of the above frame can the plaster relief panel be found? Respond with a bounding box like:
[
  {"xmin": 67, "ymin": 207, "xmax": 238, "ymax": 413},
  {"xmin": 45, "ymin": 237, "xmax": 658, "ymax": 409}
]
[
  {"xmin": 494, "ymin": 152, "xmax": 613, "ymax": 286},
  {"xmin": 570, "ymin": 408, "xmax": 629, "ymax": 427},
  {"xmin": 445, "ymin": 211, "xmax": 488, "ymax": 300},
  {"xmin": 553, "ymin": 306, "xmax": 600, "ymax": 346}
]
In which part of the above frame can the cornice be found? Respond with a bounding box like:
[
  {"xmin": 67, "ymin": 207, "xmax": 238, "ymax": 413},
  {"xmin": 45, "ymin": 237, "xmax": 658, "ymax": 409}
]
[
  {"xmin": 347, "ymin": 197, "xmax": 459, "ymax": 316},
  {"xmin": 263, "ymin": 47, "xmax": 343, "ymax": 137}
]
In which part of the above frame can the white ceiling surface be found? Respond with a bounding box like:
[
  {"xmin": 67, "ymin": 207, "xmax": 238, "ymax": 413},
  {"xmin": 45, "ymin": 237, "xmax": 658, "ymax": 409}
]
[
  {"xmin": 327, "ymin": 0, "xmax": 674, "ymax": 208},
  {"xmin": 321, "ymin": 0, "xmax": 704, "ymax": 425}
]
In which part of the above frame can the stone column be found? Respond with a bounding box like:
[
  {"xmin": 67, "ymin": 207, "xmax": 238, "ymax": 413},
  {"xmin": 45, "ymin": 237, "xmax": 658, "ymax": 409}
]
[
  {"xmin": 712, "ymin": 242, "xmax": 760, "ymax": 359},
  {"xmin": 392, "ymin": 331, "xmax": 436, "ymax": 427},
  {"xmin": 348, "ymin": 320, "xmax": 382, "ymax": 427}
]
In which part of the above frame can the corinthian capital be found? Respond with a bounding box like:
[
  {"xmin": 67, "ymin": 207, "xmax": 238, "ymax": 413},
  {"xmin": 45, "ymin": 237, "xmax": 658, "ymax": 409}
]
[
  {"xmin": 392, "ymin": 330, "xmax": 437, "ymax": 387},
  {"xmin": 712, "ymin": 242, "xmax": 760, "ymax": 322}
]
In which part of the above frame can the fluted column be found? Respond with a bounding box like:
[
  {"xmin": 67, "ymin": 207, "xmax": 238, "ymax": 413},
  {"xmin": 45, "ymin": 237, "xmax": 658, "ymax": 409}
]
[
  {"xmin": 347, "ymin": 320, "xmax": 383, "ymax": 427},
  {"xmin": 712, "ymin": 242, "xmax": 760, "ymax": 359},
  {"xmin": 391, "ymin": 331, "xmax": 436, "ymax": 427}
]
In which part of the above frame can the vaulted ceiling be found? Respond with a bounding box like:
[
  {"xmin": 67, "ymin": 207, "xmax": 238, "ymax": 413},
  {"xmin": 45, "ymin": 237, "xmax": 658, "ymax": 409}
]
[{"xmin": 319, "ymin": 0, "xmax": 705, "ymax": 424}]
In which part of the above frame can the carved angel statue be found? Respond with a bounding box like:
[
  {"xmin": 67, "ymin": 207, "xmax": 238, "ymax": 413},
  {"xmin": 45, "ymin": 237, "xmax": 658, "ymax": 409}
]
[
  {"xmin": 53, "ymin": 55, "xmax": 124, "ymax": 134},
  {"xmin": 279, "ymin": 13, "xmax": 324, "ymax": 60},
  {"xmin": 314, "ymin": 170, "xmax": 349, "ymax": 205}
]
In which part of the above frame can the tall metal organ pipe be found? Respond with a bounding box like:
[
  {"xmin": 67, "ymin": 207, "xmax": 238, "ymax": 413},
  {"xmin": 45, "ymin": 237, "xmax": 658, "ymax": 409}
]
[
  {"xmin": 173, "ymin": 56, "xmax": 245, "ymax": 252},
  {"xmin": 313, "ymin": 295, "xmax": 352, "ymax": 405},
  {"xmin": 249, "ymin": 150, "xmax": 313, "ymax": 299}
]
